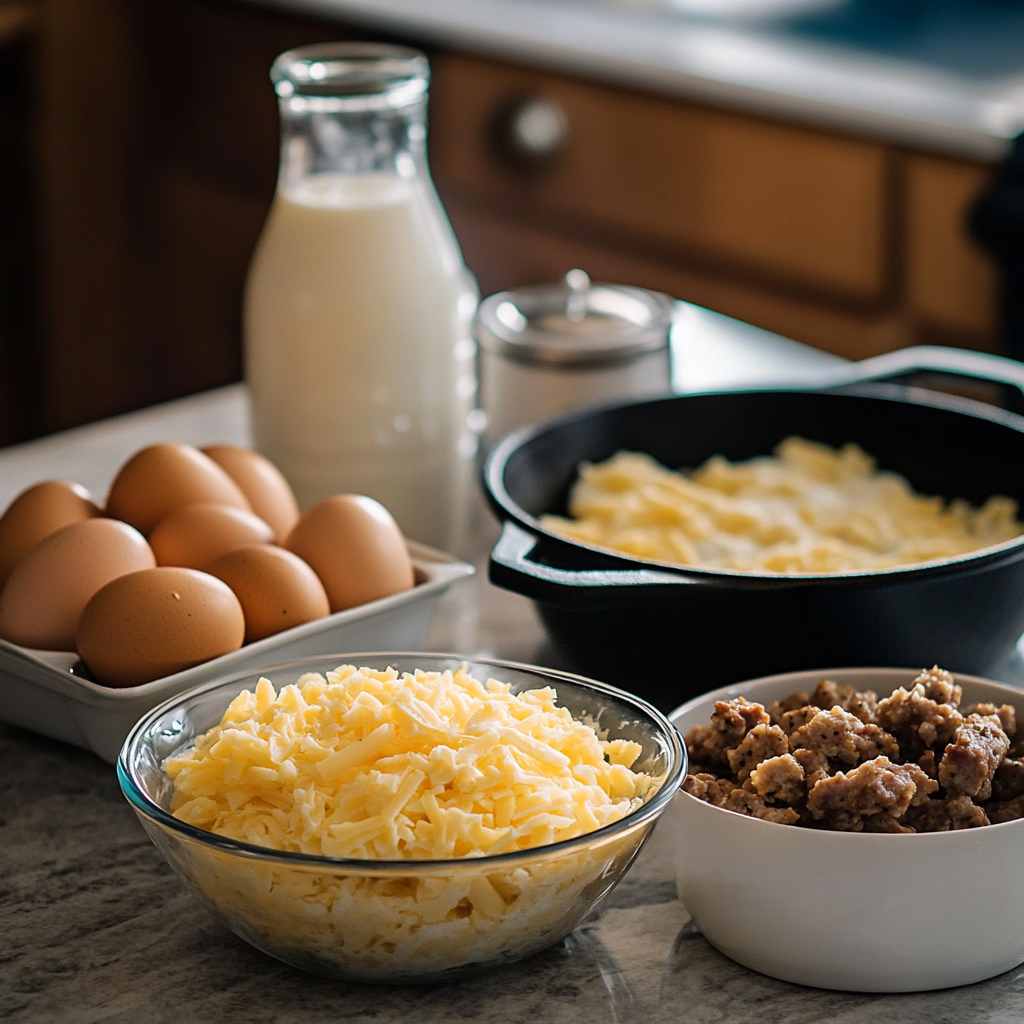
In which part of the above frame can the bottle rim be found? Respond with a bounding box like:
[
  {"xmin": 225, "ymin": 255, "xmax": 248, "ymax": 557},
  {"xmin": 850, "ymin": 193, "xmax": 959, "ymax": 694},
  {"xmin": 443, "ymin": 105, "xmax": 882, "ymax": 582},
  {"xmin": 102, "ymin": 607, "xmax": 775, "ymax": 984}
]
[{"xmin": 271, "ymin": 42, "xmax": 429, "ymax": 102}]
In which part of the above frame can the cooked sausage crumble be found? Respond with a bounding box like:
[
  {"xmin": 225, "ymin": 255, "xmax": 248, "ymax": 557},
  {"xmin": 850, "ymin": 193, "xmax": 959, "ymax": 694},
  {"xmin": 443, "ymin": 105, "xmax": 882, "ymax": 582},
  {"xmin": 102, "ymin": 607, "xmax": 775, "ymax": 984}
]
[{"xmin": 682, "ymin": 668, "xmax": 1022, "ymax": 832}]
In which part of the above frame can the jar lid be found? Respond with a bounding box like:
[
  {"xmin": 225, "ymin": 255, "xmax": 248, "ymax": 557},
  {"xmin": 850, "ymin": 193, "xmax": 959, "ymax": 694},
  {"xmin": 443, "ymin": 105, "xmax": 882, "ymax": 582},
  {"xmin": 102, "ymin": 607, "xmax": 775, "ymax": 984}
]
[{"xmin": 476, "ymin": 271, "xmax": 673, "ymax": 367}]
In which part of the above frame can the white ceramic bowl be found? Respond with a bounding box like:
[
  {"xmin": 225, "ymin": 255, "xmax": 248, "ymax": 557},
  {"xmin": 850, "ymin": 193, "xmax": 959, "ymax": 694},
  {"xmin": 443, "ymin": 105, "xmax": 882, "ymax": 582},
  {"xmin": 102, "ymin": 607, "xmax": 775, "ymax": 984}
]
[{"xmin": 667, "ymin": 667, "xmax": 1024, "ymax": 993}]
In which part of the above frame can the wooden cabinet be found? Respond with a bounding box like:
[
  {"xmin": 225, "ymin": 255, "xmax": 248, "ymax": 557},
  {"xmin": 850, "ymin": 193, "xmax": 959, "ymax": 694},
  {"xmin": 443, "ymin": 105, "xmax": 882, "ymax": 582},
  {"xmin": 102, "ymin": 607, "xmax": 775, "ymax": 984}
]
[
  {"xmin": 2, "ymin": 0, "xmax": 1004, "ymax": 445},
  {"xmin": 430, "ymin": 51, "xmax": 998, "ymax": 361},
  {"xmin": 26, "ymin": 0, "xmax": 350, "ymax": 437},
  {"xmin": 906, "ymin": 156, "xmax": 997, "ymax": 337},
  {"xmin": 0, "ymin": 4, "xmax": 41, "ymax": 447},
  {"xmin": 431, "ymin": 54, "xmax": 892, "ymax": 303}
]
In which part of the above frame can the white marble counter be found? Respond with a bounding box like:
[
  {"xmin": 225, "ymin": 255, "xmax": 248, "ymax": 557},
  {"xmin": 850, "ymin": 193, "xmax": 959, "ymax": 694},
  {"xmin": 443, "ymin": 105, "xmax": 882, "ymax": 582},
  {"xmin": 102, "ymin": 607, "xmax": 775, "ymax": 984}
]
[
  {"xmin": 251, "ymin": 0, "xmax": 1024, "ymax": 160},
  {"xmin": 5, "ymin": 305, "xmax": 1024, "ymax": 1020}
]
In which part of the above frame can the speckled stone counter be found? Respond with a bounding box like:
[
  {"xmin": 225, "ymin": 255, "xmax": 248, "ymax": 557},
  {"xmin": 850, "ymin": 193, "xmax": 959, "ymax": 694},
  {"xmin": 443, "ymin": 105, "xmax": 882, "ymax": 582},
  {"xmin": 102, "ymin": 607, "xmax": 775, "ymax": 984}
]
[
  {"xmin": 5, "ymin": 309, "xmax": 1024, "ymax": 1021},
  {"xmin": 7, "ymin": 719, "xmax": 1024, "ymax": 1024}
]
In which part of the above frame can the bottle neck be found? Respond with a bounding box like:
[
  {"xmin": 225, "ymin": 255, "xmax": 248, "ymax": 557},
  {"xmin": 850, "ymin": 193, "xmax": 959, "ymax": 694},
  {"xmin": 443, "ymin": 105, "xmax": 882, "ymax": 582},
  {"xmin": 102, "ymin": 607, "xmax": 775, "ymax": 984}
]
[{"xmin": 277, "ymin": 93, "xmax": 428, "ymax": 194}]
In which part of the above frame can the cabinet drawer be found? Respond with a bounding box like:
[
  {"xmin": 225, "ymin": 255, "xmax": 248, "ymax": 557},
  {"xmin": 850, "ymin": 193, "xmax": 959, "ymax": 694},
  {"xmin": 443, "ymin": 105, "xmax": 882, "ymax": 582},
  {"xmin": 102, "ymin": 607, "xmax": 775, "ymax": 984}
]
[
  {"xmin": 906, "ymin": 156, "xmax": 996, "ymax": 336},
  {"xmin": 430, "ymin": 53, "xmax": 890, "ymax": 302},
  {"xmin": 448, "ymin": 202, "xmax": 911, "ymax": 361}
]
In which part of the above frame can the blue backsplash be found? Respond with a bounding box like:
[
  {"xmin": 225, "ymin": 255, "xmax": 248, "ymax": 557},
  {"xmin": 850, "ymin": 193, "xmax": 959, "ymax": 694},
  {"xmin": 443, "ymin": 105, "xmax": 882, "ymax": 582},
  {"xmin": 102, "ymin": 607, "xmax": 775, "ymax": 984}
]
[{"xmin": 779, "ymin": 0, "xmax": 1024, "ymax": 79}]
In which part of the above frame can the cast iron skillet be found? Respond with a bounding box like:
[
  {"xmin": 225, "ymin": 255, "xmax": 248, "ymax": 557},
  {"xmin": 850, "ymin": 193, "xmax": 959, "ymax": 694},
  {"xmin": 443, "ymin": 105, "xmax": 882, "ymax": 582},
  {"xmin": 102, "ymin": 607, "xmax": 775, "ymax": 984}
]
[{"xmin": 484, "ymin": 346, "xmax": 1024, "ymax": 711}]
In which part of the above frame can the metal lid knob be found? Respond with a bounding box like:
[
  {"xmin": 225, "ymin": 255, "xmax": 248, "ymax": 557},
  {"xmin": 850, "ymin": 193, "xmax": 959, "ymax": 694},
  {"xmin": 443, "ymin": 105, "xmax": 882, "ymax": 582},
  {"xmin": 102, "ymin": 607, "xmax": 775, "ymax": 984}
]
[{"xmin": 476, "ymin": 271, "xmax": 673, "ymax": 367}]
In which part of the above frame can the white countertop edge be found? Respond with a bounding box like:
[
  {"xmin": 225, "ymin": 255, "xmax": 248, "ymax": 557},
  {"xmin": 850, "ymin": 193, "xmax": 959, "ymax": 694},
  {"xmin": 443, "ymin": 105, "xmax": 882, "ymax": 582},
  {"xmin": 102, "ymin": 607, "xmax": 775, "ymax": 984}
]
[
  {"xmin": 0, "ymin": 301, "xmax": 847, "ymax": 510},
  {"xmin": 0, "ymin": 384, "xmax": 250, "ymax": 506},
  {"xmin": 241, "ymin": 0, "xmax": 1024, "ymax": 161}
]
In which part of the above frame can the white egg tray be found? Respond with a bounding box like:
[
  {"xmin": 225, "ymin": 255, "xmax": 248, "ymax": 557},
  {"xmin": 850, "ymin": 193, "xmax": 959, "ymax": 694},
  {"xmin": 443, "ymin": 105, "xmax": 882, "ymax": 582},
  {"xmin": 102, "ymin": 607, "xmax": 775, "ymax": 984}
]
[{"xmin": 0, "ymin": 542, "xmax": 473, "ymax": 763}]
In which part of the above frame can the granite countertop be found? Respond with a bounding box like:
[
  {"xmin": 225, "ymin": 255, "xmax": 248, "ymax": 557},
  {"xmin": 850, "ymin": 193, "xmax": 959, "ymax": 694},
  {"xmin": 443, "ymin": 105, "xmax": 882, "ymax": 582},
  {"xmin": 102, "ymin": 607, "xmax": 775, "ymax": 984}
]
[
  {"xmin": 251, "ymin": 0, "xmax": 1024, "ymax": 160},
  {"xmin": 10, "ymin": 743, "xmax": 1024, "ymax": 1024},
  {"xmin": 4, "ymin": 306, "xmax": 1024, "ymax": 1021}
]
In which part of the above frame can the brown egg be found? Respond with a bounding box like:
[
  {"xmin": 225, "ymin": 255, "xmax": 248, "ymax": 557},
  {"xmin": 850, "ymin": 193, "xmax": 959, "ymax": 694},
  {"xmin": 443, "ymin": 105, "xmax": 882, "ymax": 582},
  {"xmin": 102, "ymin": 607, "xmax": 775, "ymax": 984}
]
[
  {"xmin": 0, "ymin": 480, "xmax": 102, "ymax": 589},
  {"xmin": 106, "ymin": 443, "xmax": 251, "ymax": 535},
  {"xmin": 285, "ymin": 494, "xmax": 414, "ymax": 612},
  {"xmin": 149, "ymin": 503, "xmax": 275, "ymax": 570},
  {"xmin": 206, "ymin": 544, "xmax": 330, "ymax": 643},
  {"xmin": 201, "ymin": 445, "xmax": 300, "ymax": 544},
  {"xmin": 77, "ymin": 566, "xmax": 245, "ymax": 688},
  {"xmin": 0, "ymin": 518, "xmax": 156, "ymax": 650}
]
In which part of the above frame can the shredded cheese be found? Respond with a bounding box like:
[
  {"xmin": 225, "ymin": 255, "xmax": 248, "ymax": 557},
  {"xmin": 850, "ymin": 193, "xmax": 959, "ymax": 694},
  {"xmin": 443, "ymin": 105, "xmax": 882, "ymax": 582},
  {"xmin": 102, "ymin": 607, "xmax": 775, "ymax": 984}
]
[
  {"xmin": 541, "ymin": 437, "xmax": 1024, "ymax": 574},
  {"xmin": 163, "ymin": 664, "xmax": 661, "ymax": 975},
  {"xmin": 166, "ymin": 664, "xmax": 652, "ymax": 860}
]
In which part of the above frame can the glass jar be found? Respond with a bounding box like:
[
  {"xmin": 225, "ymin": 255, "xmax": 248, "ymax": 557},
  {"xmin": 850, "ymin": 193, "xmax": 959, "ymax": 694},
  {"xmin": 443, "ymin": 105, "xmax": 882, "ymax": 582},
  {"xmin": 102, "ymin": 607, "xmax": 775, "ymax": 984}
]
[
  {"xmin": 244, "ymin": 43, "xmax": 479, "ymax": 551},
  {"xmin": 476, "ymin": 271, "xmax": 673, "ymax": 445}
]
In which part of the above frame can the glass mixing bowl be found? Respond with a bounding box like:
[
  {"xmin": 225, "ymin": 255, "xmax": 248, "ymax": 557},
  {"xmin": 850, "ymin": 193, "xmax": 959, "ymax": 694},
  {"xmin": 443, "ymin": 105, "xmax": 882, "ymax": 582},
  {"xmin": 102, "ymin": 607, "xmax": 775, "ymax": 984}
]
[{"xmin": 117, "ymin": 653, "xmax": 685, "ymax": 983}]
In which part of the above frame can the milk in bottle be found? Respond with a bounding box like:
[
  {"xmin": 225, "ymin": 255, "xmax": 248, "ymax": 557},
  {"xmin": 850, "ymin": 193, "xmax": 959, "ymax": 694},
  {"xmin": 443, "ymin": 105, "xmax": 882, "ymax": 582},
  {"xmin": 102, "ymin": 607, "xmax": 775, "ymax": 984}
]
[{"xmin": 244, "ymin": 45, "xmax": 478, "ymax": 551}]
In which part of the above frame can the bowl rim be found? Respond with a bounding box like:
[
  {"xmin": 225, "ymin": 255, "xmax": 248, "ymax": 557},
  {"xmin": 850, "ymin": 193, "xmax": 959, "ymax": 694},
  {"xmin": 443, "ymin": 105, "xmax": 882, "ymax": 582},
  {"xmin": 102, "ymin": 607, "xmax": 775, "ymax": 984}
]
[
  {"xmin": 669, "ymin": 665, "xmax": 1024, "ymax": 839},
  {"xmin": 483, "ymin": 385, "xmax": 1024, "ymax": 584},
  {"xmin": 118, "ymin": 651, "xmax": 686, "ymax": 871}
]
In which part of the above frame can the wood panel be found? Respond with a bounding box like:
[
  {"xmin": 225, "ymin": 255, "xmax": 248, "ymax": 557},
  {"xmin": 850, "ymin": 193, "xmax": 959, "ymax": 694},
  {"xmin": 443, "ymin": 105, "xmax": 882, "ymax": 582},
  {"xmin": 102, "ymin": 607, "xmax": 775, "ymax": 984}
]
[
  {"xmin": 131, "ymin": 169, "xmax": 268, "ymax": 400},
  {"xmin": 906, "ymin": 155, "xmax": 996, "ymax": 336},
  {"xmin": 448, "ymin": 201, "xmax": 913, "ymax": 361},
  {"xmin": 0, "ymin": 5, "xmax": 42, "ymax": 446},
  {"xmin": 36, "ymin": 0, "xmax": 136, "ymax": 431},
  {"xmin": 431, "ymin": 52, "xmax": 891, "ymax": 303},
  {"xmin": 33, "ymin": 0, "xmax": 359, "ymax": 432}
]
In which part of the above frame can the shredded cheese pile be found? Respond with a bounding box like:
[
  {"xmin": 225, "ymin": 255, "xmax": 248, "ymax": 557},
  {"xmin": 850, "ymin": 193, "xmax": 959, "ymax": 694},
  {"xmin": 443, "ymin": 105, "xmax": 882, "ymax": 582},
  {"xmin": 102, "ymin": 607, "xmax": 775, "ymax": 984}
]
[
  {"xmin": 541, "ymin": 437, "xmax": 1023, "ymax": 574},
  {"xmin": 166, "ymin": 664, "xmax": 652, "ymax": 860}
]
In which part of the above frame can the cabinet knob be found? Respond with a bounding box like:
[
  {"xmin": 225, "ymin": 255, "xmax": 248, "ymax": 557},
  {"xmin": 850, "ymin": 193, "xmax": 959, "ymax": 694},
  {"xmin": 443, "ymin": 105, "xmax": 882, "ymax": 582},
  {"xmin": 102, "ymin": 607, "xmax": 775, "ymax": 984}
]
[{"xmin": 495, "ymin": 96, "xmax": 569, "ymax": 165}]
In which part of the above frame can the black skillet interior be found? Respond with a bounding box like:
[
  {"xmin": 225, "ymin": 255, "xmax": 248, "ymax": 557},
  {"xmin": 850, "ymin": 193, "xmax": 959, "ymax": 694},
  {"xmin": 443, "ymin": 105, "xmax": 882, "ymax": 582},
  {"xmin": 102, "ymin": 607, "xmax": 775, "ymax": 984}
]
[
  {"xmin": 484, "ymin": 372, "xmax": 1024, "ymax": 707},
  {"xmin": 490, "ymin": 383, "xmax": 1024, "ymax": 576}
]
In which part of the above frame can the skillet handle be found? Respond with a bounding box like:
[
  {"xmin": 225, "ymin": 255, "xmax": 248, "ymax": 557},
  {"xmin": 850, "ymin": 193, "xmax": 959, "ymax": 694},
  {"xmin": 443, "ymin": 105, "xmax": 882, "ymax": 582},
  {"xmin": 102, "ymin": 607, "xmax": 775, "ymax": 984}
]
[
  {"xmin": 828, "ymin": 345, "xmax": 1024, "ymax": 406},
  {"xmin": 489, "ymin": 521, "xmax": 697, "ymax": 606}
]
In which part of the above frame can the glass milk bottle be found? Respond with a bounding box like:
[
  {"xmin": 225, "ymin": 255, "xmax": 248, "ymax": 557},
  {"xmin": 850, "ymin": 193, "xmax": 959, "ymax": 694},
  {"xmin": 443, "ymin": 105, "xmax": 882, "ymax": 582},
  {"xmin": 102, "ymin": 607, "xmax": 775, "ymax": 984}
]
[{"xmin": 244, "ymin": 44, "xmax": 479, "ymax": 551}]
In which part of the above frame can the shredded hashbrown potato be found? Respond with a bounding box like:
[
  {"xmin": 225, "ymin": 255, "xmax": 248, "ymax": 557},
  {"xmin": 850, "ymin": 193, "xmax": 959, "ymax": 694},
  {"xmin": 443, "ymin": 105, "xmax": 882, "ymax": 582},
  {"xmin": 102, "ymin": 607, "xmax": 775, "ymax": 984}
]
[
  {"xmin": 541, "ymin": 437, "xmax": 1023, "ymax": 574},
  {"xmin": 166, "ymin": 664, "xmax": 651, "ymax": 860},
  {"xmin": 160, "ymin": 664, "xmax": 659, "ymax": 974}
]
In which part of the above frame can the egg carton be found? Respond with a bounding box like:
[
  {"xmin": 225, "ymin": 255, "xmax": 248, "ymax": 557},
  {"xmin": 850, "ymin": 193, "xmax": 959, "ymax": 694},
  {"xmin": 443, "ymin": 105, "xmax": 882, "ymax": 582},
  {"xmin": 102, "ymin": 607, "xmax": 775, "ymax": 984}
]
[{"xmin": 0, "ymin": 542, "xmax": 473, "ymax": 763}]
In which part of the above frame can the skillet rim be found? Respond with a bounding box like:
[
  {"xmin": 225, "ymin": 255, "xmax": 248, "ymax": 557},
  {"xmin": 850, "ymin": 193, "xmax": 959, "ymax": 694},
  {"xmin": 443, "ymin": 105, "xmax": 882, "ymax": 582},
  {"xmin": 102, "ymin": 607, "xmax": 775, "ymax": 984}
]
[{"xmin": 483, "ymin": 382, "xmax": 1024, "ymax": 586}]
